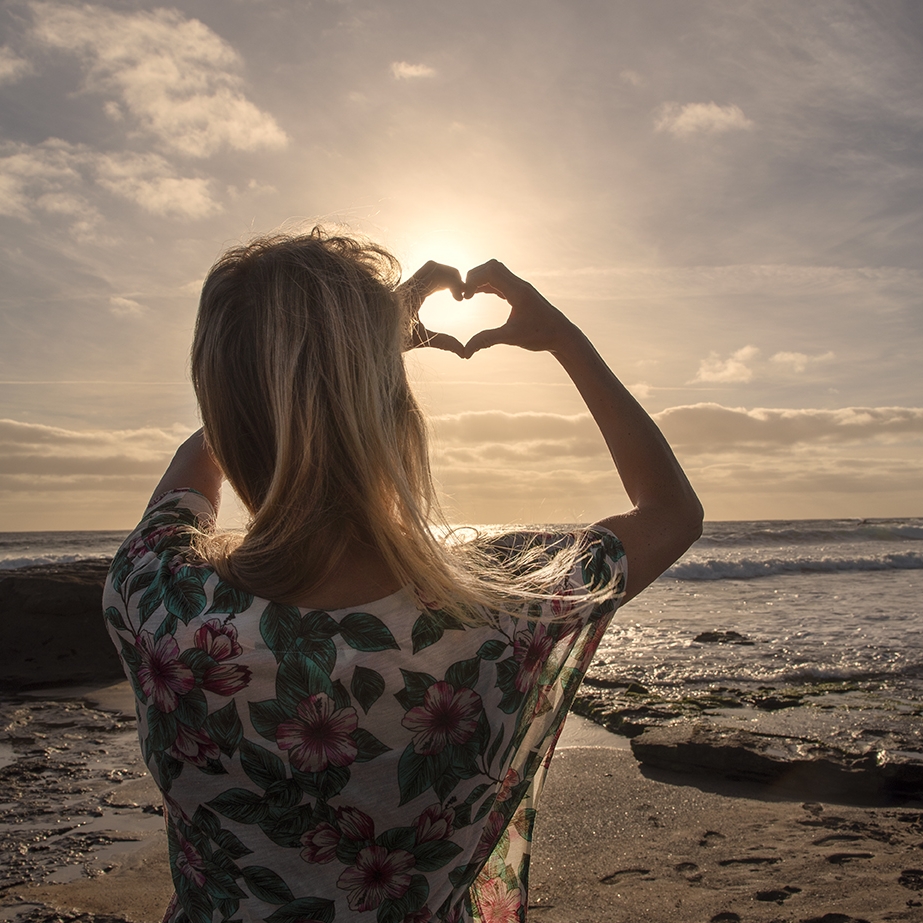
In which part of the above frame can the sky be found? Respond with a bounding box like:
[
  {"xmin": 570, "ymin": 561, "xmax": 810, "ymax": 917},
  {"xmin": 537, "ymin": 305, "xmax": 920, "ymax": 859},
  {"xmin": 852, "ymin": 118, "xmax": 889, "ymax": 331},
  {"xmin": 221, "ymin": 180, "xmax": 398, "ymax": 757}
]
[{"xmin": 1, "ymin": 0, "xmax": 922, "ymax": 530}]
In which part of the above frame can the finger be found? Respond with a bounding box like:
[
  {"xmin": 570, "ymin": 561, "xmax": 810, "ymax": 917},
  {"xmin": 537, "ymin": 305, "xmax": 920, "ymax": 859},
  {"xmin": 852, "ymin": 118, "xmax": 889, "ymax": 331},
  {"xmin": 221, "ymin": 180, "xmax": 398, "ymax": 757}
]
[
  {"xmin": 424, "ymin": 331, "xmax": 466, "ymax": 357},
  {"xmin": 411, "ymin": 262, "xmax": 464, "ymax": 301},
  {"xmin": 463, "ymin": 281, "xmax": 508, "ymax": 301},
  {"xmin": 463, "ymin": 260, "xmax": 522, "ymax": 299},
  {"xmin": 464, "ymin": 324, "xmax": 513, "ymax": 356},
  {"xmin": 411, "ymin": 324, "xmax": 466, "ymax": 358}
]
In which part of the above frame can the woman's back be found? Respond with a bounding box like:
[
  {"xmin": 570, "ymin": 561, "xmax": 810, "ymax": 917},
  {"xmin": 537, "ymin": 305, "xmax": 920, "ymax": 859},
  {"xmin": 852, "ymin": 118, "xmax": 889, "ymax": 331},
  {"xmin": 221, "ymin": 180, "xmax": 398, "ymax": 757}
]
[{"xmin": 105, "ymin": 488, "xmax": 627, "ymax": 923}]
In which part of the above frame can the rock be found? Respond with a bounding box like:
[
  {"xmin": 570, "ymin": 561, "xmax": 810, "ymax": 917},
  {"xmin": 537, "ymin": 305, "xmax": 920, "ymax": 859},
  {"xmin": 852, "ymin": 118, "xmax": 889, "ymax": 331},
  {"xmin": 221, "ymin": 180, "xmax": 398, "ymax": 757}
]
[
  {"xmin": 630, "ymin": 724, "xmax": 923, "ymax": 801},
  {"xmin": 693, "ymin": 630, "xmax": 753, "ymax": 645},
  {"xmin": 0, "ymin": 560, "xmax": 124, "ymax": 689}
]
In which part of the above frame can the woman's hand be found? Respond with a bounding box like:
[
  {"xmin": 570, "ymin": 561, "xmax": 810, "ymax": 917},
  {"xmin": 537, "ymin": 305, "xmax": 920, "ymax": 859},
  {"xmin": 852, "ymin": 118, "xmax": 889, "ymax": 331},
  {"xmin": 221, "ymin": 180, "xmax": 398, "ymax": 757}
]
[
  {"xmin": 462, "ymin": 260, "xmax": 577, "ymax": 356},
  {"xmin": 399, "ymin": 261, "xmax": 466, "ymax": 358}
]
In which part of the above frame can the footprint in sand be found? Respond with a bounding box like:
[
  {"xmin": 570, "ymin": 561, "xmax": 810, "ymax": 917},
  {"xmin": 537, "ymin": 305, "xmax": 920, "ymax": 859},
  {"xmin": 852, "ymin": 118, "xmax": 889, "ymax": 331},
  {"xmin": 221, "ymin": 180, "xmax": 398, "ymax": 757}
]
[
  {"xmin": 709, "ymin": 914, "xmax": 740, "ymax": 923},
  {"xmin": 755, "ymin": 885, "xmax": 801, "ymax": 904},
  {"xmin": 825, "ymin": 852, "xmax": 874, "ymax": 864},
  {"xmin": 812, "ymin": 833, "xmax": 864, "ymax": 846},
  {"xmin": 598, "ymin": 867, "xmax": 651, "ymax": 884},
  {"xmin": 699, "ymin": 830, "xmax": 726, "ymax": 847},
  {"xmin": 899, "ymin": 868, "xmax": 923, "ymax": 890},
  {"xmin": 801, "ymin": 915, "xmax": 872, "ymax": 923}
]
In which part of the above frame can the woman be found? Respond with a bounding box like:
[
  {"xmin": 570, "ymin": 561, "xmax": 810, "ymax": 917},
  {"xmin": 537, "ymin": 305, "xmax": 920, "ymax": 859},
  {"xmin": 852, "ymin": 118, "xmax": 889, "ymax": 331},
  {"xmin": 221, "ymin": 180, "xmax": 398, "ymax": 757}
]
[{"xmin": 104, "ymin": 229, "xmax": 702, "ymax": 923}]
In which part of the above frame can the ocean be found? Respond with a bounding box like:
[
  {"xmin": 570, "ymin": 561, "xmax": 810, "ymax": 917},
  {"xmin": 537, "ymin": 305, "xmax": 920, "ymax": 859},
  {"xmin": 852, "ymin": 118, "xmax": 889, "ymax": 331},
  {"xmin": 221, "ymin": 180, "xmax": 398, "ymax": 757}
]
[{"xmin": 3, "ymin": 518, "xmax": 922, "ymax": 701}]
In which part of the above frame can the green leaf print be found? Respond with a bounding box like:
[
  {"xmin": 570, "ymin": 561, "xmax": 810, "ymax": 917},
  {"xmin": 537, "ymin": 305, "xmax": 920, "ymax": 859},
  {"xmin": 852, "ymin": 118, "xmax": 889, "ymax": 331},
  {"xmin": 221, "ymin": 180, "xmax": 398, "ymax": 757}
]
[
  {"xmin": 240, "ymin": 865, "xmax": 295, "ymax": 905},
  {"xmin": 208, "ymin": 788, "xmax": 270, "ymax": 825},
  {"xmin": 410, "ymin": 612, "xmax": 444, "ymax": 653},
  {"xmin": 300, "ymin": 610, "xmax": 340, "ymax": 639},
  {"xmin": 446, "ymin": 656, "xmax": 480, "ymax": 691},
  {"xmin": 206, "ymin": 583, "xmax": 254, "ymax": 615},
  {"xmin": 104, "ymin": 606, "xmax": 127, "ymax": 632},
  {"xmin": 292, "ymin": 765, "xmax": 350, "ymax": 801},
  {"xmin": 213, "ymin": 827, "xmax": 253, "ymax": 860},
  {"xmin": 240, "ymin": 741, "xmax": 288, "ymax": 789},
  {"xmin": 126, "ymin": 568, "xmax": 157, "ymax": 600},
  {"xmin": 164, "ymin": 567, "xmax": 209, "ymax": 624},
  {"xmin": 351, "ymin": 665, "xmax": 385, "ymax": 714},
  {"xmin": 137, "ymin": 573, "xmax": 166, "ymax": 627},
  {"xmin": 263, "ymin": 779, "xmax": 303, "ymax": 811},
  {"xmin": 248, "ymin": 699, "xmax": 288, "ymax": 742},
  {"xmin": 394, "ymin": 669, "xmax": 437, "ymax": 711},
  {"xmin": 260, "ymin": 603, "xmax": 301, "ymax": 663},
  {"xmin": 412, "ymin": 839, "xmax": 463, "ymax": 872},
  {"xmin": 266, "ymin": 897, "xmax": 336, "ymax": 923},
  {"xmin": 147, "ymin": 705, "xmax": 177, "ymax": 752},
  {"xmin": 495, "ymin": 658, "xmax": 524, "ymax": 714},
  {"xmin": 192, "ymin": 805, "xmax": 221, "ymax": 839},
  {"xmin": 351, "ymin": 727, "xmax": 391, "ymax": 762},
  {"xmin": 259, "ymin": 803, "xmax": 315, "ymax": 848},
  {"xmin": 486, "ymin": 725, "xmax": 505, "ymax": 767},
  {"xmin": 174, "ymin": 688, "xmax": 208, "ymax": 729},
  {"xmin": 204, "ymin": 701, "xmax": 244, "ymax": 757},
  {"xmin": 299, "ymin": 635, "xmax": 337, "ymax": 674},
  {"xmin": 477, "ymin": 639, "xmax": 507, "ymax": 661},
  {"xmin": 275, "ymin": 653, "xmax": 333, "ymax": 712},
  {"xmin": 397, "ymin": 743, "xmax": 450, "ymax": 806},
  {"xmin": 331, "ymin": 678, "xmax": 351, "ymax": 710},
  {"xmin": 375, "ymin": 825, "xmax": 416, "ymax": 852},
  {"xmin": 338, "ymin": 612, "xmax": 399, "ymax": 651}
]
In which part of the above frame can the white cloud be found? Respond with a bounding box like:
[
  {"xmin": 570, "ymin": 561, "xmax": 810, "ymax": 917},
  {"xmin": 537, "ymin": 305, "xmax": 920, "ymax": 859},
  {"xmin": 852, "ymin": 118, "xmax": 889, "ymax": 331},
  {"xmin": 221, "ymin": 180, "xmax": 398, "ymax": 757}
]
[
  {"xmin": 691, "ymin": 346, "xmax": 759, "ymax": 383},
  {"xmin": 0, "ymin": 45, "xmax": 31, "ymax": 84},
  {"xmin": 656, "ymin": 403, "xmax": 923, "ymax": 451},
  {"xmin": 29, "ymin": 2, "xmax": 288, "ymax": 158},
  {"xmin": 109, "ymin": 295, "xmax": 144, "ymax": 317},
  {"xmin": 94, "ymin": 152, "xmax": 220, "ymax": 219},
  {"xmin": 391, "ymin": 61, "xmax": 436, "ymax": 79},
  {"xmin": 0, "ymin": 141, "xmax": 221, "ymax": 223},
  {"xmin": 620, "ymin": 69, "xmax": 643, "ymax": 87},
  {"xmin": 770, "ymin": 350, "xmax": 835, "ymax": 372},
  {"xmin": 655, "ymin": 101, "xmax": 754, "ymax": 137}
]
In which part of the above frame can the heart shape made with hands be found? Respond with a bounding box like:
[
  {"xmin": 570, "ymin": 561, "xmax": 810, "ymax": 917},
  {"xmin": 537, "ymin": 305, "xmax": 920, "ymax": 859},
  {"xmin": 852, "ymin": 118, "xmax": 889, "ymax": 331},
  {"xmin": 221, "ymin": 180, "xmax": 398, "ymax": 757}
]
[{"xmin": 404, "ymin": 260, "xmax": 514, "ymax": 359}]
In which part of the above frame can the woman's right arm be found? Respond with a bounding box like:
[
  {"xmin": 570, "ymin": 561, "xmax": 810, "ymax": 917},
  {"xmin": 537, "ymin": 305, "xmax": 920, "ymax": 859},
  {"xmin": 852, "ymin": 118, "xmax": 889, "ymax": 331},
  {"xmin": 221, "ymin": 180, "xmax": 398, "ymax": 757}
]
[{"xmin": 464, "ymin": 260, "xmax": 703, "ymax": 603}]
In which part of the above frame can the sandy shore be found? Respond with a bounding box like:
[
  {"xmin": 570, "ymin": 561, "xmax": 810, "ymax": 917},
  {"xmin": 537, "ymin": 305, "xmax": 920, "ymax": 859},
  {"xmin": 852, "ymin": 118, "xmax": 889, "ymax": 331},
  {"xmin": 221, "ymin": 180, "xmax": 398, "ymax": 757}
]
[{"xmin": 2, "ymin": 683, "xmax": 922, "ymax": 923}]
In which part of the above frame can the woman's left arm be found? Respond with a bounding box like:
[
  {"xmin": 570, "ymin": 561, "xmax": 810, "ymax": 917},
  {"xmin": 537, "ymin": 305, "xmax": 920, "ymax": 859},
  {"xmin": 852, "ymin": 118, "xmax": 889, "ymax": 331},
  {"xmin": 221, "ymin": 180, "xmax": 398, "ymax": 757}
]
[{"xmin": 149, "ymin": 428, "xmax": 224, "ymax": 512}]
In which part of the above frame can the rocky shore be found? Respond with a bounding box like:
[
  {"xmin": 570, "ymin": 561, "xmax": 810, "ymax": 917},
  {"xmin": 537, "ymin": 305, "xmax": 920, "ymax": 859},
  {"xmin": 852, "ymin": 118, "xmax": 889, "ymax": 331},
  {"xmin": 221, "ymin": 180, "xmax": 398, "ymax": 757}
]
[{"xmin": 3, "ymin": 561, "xmax": 923, "ymax": 801}]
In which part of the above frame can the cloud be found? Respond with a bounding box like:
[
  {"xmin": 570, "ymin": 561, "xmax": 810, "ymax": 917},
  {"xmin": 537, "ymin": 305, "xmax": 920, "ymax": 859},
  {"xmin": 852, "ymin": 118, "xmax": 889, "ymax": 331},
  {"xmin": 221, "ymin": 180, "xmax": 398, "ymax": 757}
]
[
  {"xmin": 29, "ymin": 2, "xmax": 287, "ymax": 158},
  {"xmin": 656, "ymin": 403, "xmax": 923, "ymax": 451},
  {"xmin": 94, "ymin": 152, "xmax": 220, "ymax": 218},
  {"xmin": 770, "ymin": 350, "xmax": 835, "ymax": 373},
  {"xmin": 655, "ymin": 101, "xmax": 754, "ymax": 137},
  {"xmin": 0, "ymin": 418, "xmax": 183, "ymax": 487},
  {"xmin": 620, "ymin": 69, "xmax": 643, "ymax": 87},
  {"xmin": 391, "ymin": 61, "xmax": 436, "ymax": 79},
  {"xmin": 0, "ymin": 45, "xmax": 31, "ymax": 84},
  {"xmin": 0, "ymin": 141, "xmax": 221, "ymax": 224},
  {"xmin": 109, "ymin": 295, "xmax": 143, "ymax": 317},
  {"xmin": 691, "ymin": 346, "xmax": 759, "ymax": 383}
]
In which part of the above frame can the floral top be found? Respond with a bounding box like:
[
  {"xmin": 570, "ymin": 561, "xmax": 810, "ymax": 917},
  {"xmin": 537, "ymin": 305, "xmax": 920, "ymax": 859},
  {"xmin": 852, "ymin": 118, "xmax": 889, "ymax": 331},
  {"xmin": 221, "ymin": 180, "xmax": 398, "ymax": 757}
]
[{"xmin": 103, "ymin": 489, "xmax": 626, "ymax": 923}]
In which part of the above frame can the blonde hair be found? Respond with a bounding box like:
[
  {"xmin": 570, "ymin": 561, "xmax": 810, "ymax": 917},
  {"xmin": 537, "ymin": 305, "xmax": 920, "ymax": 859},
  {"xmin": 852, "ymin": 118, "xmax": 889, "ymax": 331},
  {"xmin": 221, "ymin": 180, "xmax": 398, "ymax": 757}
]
[{"xmin": 191, "ymin": 228, "xmax": 590, "ymax": 622}]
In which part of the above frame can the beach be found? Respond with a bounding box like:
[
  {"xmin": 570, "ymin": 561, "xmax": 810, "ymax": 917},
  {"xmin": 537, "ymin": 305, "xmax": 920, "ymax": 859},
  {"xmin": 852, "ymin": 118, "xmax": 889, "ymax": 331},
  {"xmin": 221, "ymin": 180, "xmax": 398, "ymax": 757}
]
[
  {"xmin": 2, "ymin": 531, "xmax": 923, "ymax": 922},
  {"xmin": 2, "ymin": 683, "xmax": 922, "ymax": 923}
]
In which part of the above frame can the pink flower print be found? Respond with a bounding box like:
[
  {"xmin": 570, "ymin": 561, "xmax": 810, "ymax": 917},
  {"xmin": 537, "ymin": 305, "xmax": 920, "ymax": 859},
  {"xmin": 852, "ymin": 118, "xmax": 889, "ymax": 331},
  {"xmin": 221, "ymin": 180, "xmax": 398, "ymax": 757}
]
[
  {"xmin": 337, "ymin": 845, "xmax": 415, "ymax": 912},
  {"xmin": 475, "ymin": 879, "xmax": 520, "ymax": 923},
  {"xmin": 276, "ymin": 694, "xmax": 358, "ymax": 773},
  {"xmin": 202, "ymin": 663, "xmax": 252, "ymax": 696},
  {"xmin": 174, "ymin": 832, "xmax": 206, "ymax": 887},
  {"xmin": 336, "ymin": 806, "xmax": 375, "ymax": 841},
  {"xmin": 472, "ymin": 809, "xmax": 507, "ymax": 865},
  {"xmin": 194, "ymin": 619, "xmax": 243, "ymax": 661},
  {"xmin": 414, "ymin": 804, "xmax": 455, "ymax": 842},
  {"xmin": 404, "ymin": 908, "xmax": 432, "ymax": 923},
  {"xmin": 135, "ymin": 631, "xmax": 195, "ymax": 713},
  {"xmin": 300, "ymin": 823, "xmax": 340, "ymax": 863},
  {"xmin": 168, "ymin": 723, "xmax": 220, "ymax": 767},
  {"xmin": 512, "ymin": 624, "xmax": 554, "ymax": 693},
  {"xmin": 401, "ymin": 682, "xmax": 482, "ymax": 755},
  {"xmin": 496, "ymin": 768, "xmax": 520, "ymax": 804},
  {"xmin": 127, "ymin": 525, "xmax": 177, "ymax": 560}
]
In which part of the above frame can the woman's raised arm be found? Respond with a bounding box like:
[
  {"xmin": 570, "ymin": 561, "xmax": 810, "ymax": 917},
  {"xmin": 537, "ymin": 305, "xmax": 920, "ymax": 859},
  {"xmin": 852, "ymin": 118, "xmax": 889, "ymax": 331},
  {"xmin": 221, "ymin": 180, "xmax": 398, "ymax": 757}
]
[
  {"xmin": 464, "ymin": 260, "xmax": 703, "ymax": 603},
  {"xmin": 148, "ymin": 428, "xmax": 224, "ymax": 513}
]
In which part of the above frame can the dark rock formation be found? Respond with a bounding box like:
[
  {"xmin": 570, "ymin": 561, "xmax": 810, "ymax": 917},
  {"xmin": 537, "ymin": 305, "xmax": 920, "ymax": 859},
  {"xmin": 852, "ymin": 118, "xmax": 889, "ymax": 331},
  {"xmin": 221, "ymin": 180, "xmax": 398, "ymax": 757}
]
[
  {"xmin": 0, "ymin": 560, "xmax": 123, "ymax": 689},
  {"xmin": 631, "ymin": 724, "xmax": 923, "ymax": 801}
]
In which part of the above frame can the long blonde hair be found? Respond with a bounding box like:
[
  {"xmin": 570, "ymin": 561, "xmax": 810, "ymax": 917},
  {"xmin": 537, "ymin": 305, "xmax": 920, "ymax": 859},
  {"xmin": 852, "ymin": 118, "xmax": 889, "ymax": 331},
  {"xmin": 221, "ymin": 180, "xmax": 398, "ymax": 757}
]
[{"xmin": 191, "ymin": 228, "xmax": 590, "ymax": 621}]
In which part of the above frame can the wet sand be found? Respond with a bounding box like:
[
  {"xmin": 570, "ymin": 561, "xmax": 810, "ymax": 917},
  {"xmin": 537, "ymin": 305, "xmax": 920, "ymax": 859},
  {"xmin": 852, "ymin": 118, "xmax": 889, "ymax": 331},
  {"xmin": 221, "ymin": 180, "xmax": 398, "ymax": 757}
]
[{"xmin": 2, "ymin": 684, "xmax": 922, "ymax": 923}]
